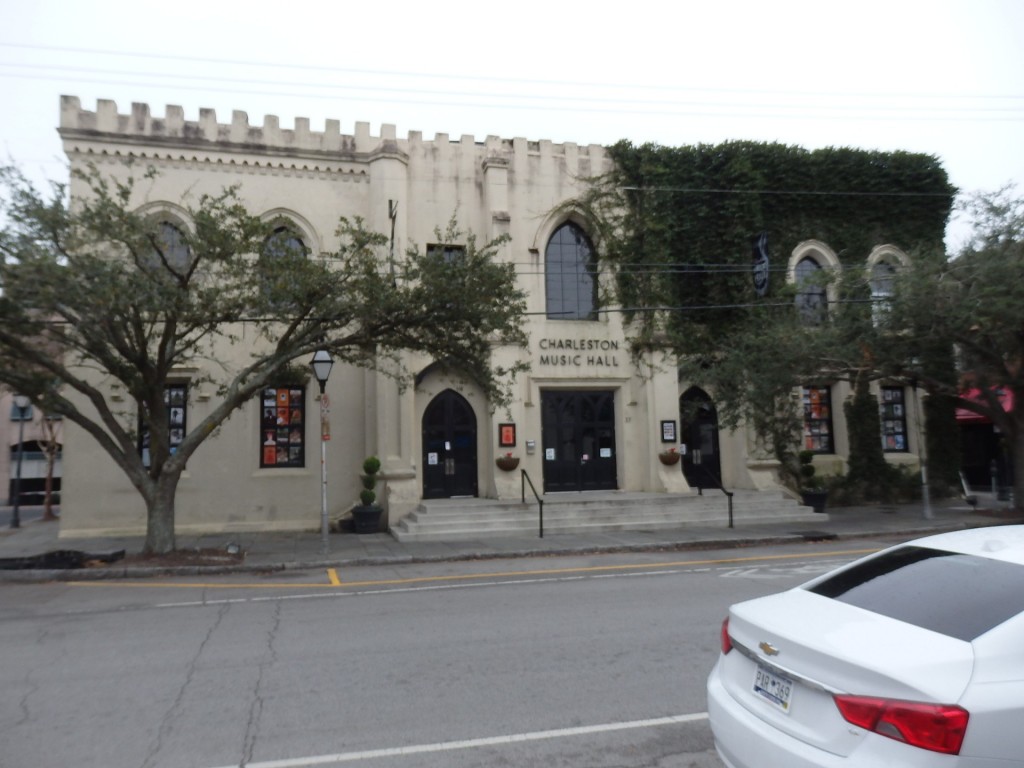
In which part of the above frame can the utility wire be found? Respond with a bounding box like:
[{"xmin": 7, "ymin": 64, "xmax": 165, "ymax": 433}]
[
  {"xmin": 3, "ymin": 46, "xmax": 1023, "ymax": 124},
  {"xmin": 5, "ymin": 60, "xmax": 1022, "ymax": 119},
  {"xmin": 4, "ymin": 41, "xmax": 1023, "ymax": 103}
]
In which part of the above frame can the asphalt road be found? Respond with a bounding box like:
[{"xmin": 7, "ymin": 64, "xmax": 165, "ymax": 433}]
[{"xmin": 0, "ymin": 540, "xmax": 885, "ymax": 767}]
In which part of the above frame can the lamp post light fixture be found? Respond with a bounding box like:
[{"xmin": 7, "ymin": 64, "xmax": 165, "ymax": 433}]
[
  {"xmin": 310, "ymin": 350, "xmax": 334, "ymax": 554},
  {"xmin": 10, "ymin": 395, "xmax": 30, "ymax": 529}
]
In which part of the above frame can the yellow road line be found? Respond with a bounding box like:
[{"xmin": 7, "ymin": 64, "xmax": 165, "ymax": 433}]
[{"xmin": 67, "ymin": 547, "xmax": 879, "ymax": 591}]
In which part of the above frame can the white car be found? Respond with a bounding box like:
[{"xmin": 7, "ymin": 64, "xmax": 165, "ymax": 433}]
[{"xmin": 706, "ymin": 526, "xmax": 1024, "ymax": 767}]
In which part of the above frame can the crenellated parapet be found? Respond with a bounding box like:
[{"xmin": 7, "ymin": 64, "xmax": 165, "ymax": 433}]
[{"xmin": 58, "ymin": 96, "xmax": 608, "ymax": 179}]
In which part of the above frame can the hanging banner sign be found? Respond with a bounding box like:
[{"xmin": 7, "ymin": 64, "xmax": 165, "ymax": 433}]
[
  {"xmin": 319, "ymin": 393, "xmax": 331, "ymax": 440},
  {"xmin": 752, "ymin": 231, "xmax": 770, "ymax": 297}
]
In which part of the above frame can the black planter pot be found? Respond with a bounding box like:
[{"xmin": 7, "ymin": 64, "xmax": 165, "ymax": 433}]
[
  {"xmin": 800, "ymin": 489, "xmax": 829, "ymax": 514},
  {"xmin": 351, "ymin": 504, "xmax": 383, "ymax": 534}
]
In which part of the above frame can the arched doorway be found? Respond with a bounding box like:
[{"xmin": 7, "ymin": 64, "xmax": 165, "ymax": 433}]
[
  {"xmin": 680, "ymin": 387, "xmax": 722, "ymax": 489},
  {"xmin": 422, "ymin": 389, "xmax": 478, "ymax": 499}
]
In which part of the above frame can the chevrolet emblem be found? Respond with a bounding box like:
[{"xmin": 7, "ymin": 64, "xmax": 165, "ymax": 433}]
[{"xmin": 759, "ymin": 641, "xmax": 780, "ymax": 656}]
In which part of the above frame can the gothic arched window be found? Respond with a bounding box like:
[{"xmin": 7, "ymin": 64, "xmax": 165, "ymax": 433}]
[
  {"xmin": 795, "ymin": 256, "xmax": 827, "ymax": 324},
  {"xmin": 545, "ymin": 223, "xmax": 597, "ymax": 320}
]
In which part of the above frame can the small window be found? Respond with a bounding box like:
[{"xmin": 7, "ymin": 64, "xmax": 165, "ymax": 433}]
[
  {"xmin": 545, "ymin": 223, "xmax": 597, "ymax": 320},
  {"xmin": 802, "ymin": 385, "xmax": 834, "ymax": 453},
  {"xmin": 880, "ymin": 386, "xmax": 908, "ymax": 452},
  {"xmin": 426, "ymin": 244, "xmax": 466, "ymax": 263},
  {"xmin": 140, "ymin": 384, "xmax": 187, "ymax": 468},
  {"xmin": 795, "ymin": 257, "xmax": 827, "ymax": 324},
  {"xmin": 260, "ymin": 386, "xmax": 305, "ymax": 468}
]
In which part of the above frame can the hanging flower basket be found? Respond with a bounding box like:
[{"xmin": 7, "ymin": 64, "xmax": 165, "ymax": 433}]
[
  {"xmin": 495, "ymin": 455, "xmax": 520, "ymax": 471},
  {"xmin": 658, "ymin": 450, "xmax": 681, "ymax": 466}
]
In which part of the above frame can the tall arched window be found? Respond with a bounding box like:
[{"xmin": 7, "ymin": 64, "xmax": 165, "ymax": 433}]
[
  {"xmin": 545, "ymin": 223, "xmax": 597, "ymax": 320},
  {"xmin": 795, "ymin": 256, "xmax": 827, "ymax": 324},
  {"xmin": 260, "ymin": 226, "xmax": 307, "ymax": 307},
  {"xmin": 869, "ymin": 259, "xmax": 898, "ymax": 326}
]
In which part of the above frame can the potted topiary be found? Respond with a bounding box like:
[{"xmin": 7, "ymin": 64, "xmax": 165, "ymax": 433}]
[
  {"xmin": 798, "ymin": 450, "xmax": 829, "ymax": 513},
  {"xmin": 352, "ymin": 455, "xmax": 384, "ymax": 533}
]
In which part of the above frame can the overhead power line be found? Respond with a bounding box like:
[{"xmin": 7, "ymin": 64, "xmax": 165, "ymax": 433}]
[
  {"xmin": 2, "ymin": 42, "xmax": 1023, "ymax": 124},
  {"xmin": 4, "ymin": 60, "xmax": 1022, "ymax": 120},
  {"xmin": 4, "ymin": 41, "xmax": 1024, "ymax": 103}
]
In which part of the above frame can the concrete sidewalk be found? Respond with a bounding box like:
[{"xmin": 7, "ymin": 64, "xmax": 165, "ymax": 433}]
[{"xmin": 1, "ymin": 496, "xmax": 1021, "ymax": 582}]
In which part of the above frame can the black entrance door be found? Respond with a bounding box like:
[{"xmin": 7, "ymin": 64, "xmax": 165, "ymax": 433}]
[
  {"xmin": 680, "ymin": 387, "xmax": 722, "ymax": 489},
  {"xmin": 541, "ymin": 390, "xmax": 617, "ymax": 492},
  {"xmin": 422, "ymin": 390, "xmax": 478, "ymax": 499}
]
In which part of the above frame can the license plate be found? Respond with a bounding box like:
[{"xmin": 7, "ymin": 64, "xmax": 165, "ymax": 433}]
[{"xmin": 753, "ymin": 664, "xmax": 793, "ymax": 713}]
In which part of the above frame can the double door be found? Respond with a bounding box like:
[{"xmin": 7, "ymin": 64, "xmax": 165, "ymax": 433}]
[{"xmin": 541, "ymin": 390, "xmax": 617, "ymax": 493}]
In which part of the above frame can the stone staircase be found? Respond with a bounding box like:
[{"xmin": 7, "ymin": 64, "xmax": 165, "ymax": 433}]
[{"xmin": 391, "ymin": 489, "xmax": 821, "ymax": 542}]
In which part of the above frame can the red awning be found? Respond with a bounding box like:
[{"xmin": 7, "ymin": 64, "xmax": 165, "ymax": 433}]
[{"xmin": 956, "ymin": 388, "xmax": 1014, "ymax": 424}]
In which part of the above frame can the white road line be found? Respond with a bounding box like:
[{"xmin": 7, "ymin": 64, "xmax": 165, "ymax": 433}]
[
  {"xmin": 154, "ymin": 573, "xmax": 660, "ymax": 609},
  {"xmin": 206, "ymin": 713, "xmax": 710, "ymax": 768},
  {"xmin": 155, "ymin": 559, "xmax": 854, "ymax": 610}
]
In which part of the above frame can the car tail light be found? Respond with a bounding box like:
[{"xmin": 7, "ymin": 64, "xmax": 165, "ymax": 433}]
[
  {"xmin": 833, "ymin": 695, "xmax": 969, "ymax": 755},
  {"xmin": 720, "ymin": 617, "xmax": 733, "ymax": 654}
]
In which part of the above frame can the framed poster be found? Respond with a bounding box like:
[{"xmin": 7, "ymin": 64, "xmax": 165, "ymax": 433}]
[
  {"xmin": 499, "ymin": 423, "xmax": 517, "ymax": 448},
  {"xmin": 260, "ymin": 385, "xmax": 306, "ymax": 467},
  {"xmin": 661, "ymin": 420, "xmax": 677, "ymax": 443}
]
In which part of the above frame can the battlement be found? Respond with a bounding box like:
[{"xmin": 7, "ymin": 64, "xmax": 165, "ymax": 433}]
[{"xmin": 58, "ymin": 96, "xmax": 607, "ymax": 166}]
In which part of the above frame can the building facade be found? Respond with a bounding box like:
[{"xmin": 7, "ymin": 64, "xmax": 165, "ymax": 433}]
[
  {"xmin": 55, "ymin": 97, "xmax": 926, "ymax": 538},
  {"xmin": 2, "ymin": 392, "xmax": 62, "ymax": 509}
]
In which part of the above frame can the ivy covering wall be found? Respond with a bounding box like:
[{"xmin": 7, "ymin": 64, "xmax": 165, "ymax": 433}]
[
  {"xmin": 573, "ymin": 139, "xmax": 960, "ymax": 494},
  {"xmin": 592, "ymin": 140, "xmax": 955, "ymax": 348}
]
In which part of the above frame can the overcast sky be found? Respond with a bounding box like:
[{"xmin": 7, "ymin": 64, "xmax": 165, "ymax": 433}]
[{"xmin": 2, "ymin": 0, "xmax": 1022, "ymax": 249}]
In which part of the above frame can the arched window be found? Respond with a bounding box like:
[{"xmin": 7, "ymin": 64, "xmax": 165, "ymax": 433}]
[
  {"xmin": 795, "ymin": 256, "xmax": 827, "ymax": 324},
  {"xmin": 866, "ymin": 246, "xmax": 907, "ymax": 328},
  {"xmin": 545, "ymin": 223, "xmax": 597, "ymax": 320},
  {"xmin": 260, "ymin": 226, "xmax": 307, "ymax": 307},
  {"xmin": 146, "ymin": 221, "xmax": 191, "ymax": 274},
  {"xmin": 869, "ymin": 260, "xmax": 898, "ymax": 325},
  {"xmin": 263, "ymin": 226, "xmax": 306, "ymax": 261}
]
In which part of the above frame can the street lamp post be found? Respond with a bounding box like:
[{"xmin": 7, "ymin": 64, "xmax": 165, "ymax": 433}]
[
  {"xmin": 310, "ymin": 350, "xmax": 334, "ymax": 554},
  {"xmin": 10, "ymin": 395, "xmax": 30, "ymax": 529}
]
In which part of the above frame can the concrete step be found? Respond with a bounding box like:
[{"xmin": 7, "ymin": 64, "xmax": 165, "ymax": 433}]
[{"xmin": 391, "ymin": 490, "xmax": 820, "ymax": 542}]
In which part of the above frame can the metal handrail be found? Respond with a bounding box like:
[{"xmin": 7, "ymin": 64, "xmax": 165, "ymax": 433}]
[
  {"xmin": 692, "ymin": 465, "xmax": 735, "ymax": 528},
  {"xmin": 520, "ymin": 469, "xmax": 544, "ymax": 538}
]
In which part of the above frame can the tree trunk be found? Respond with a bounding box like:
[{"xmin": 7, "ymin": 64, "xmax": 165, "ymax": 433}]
[
  {"xmin": 40, "ymin": 418, "xmax": 59, "ymax": 521},
  {"xmin": 143, "ymin": 481, "xmax": 178, "ymax": 554},
  {"xmin": 42, "ymin": 443, "xmax": 58, "ymax": 521}
]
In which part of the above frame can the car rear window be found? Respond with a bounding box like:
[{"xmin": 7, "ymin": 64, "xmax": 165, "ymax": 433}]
[{"xmin": 806, "ymin": 545, "xmax": 1024, "ymax": 641}]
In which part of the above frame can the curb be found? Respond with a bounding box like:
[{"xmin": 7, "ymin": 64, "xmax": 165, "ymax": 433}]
[{"xmin": 0, "ymin": 522, "xmax": 993, "ymax": 584}]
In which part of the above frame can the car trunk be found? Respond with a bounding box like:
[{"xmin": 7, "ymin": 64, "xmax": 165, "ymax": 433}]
[{"xmin": 720, "ymin": 589, "xmax": 974, "ymax": 757}]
